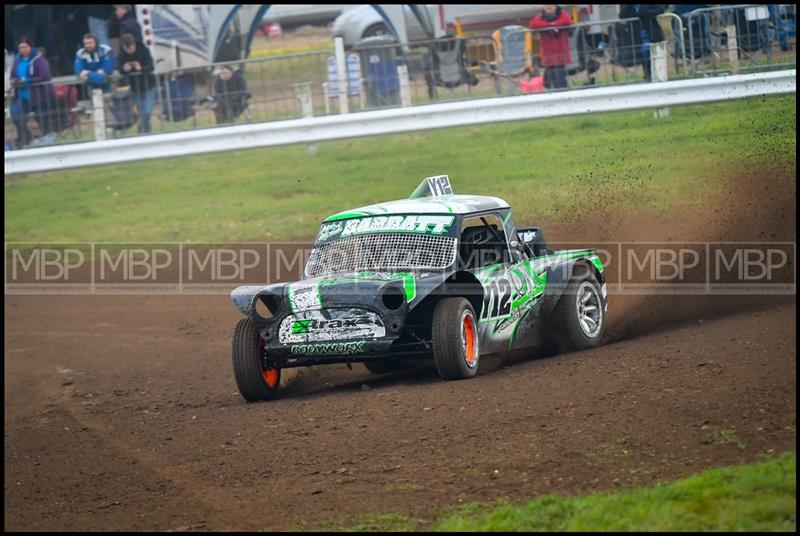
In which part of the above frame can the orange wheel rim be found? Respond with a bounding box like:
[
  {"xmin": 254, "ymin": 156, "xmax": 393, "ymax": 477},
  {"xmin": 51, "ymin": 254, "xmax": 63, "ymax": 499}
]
[
  {"xmin": 261, "ymin": 367, "xmax": 279, "ymax": 388},
  {"xmin": 463, "ymin": 313, "xmax": 477, "ymax": 365},
  {"xmin": 258, "ymin": 337, "xmax": 279, "ymax": 388}
]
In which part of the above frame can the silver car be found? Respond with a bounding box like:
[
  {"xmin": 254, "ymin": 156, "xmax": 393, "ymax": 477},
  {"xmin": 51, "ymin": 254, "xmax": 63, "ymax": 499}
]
[
  {"xmin": 332, "ymin": 4, "xmax": 547, "ymax": 47},
  {"xmin": 261, "ymin": 4, "xmax": 360, "ymax": 28}
]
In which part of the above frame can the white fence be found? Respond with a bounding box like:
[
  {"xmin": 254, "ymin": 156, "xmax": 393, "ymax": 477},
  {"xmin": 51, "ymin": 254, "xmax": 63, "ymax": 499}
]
[{"xmin": 4, "ymin": 69, "xmax": 796, "ymax": 176}]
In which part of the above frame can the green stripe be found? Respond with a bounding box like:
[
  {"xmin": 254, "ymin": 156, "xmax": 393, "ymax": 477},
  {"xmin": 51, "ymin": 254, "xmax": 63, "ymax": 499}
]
[
  {"xmin": 324, "ymin": 211, "xmax": 370, "ymax": 222},
  {"xmin": 590, "ymin": 255, "xmax": 605, "ymax": 273},
  {"xmin": 533, "ymin": 249, "xmax": 594, "ymax": 264},
  {"xmin": 401, "ymin": 273, "xmax": 417, "ymax": 302},
  {"xmin": 316, "ymin": 282, "xmax": 324, "ymax": 309},
  {"xmin": 536, "ymin": 250, "xmax": 603, "ymax": 272}
]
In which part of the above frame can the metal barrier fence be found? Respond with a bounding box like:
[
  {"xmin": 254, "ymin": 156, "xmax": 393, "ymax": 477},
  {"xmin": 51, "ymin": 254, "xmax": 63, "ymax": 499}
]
[
  {"xmin": 6, "ymin": 70, "xmax": 796, "ymax": 176},
  {"xmin": 4, "ymin": 6, "xmax": 795, "ymax": 150},
  {"xmin": 684, "ymin": 4, "xmax": 796, "ymax": 75},
  {"xmin": 342, "ymin": 18, "xmax": 685, "ymax": 103},
  {"xmin": 4, "ymin": 75, "xmax": 86, "ymax": 149}
]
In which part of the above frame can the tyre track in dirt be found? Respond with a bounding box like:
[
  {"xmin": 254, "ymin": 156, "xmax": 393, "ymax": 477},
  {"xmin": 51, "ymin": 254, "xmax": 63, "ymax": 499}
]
[{"xmin": 5, "ymin": 294, "xmax": 796, "ymax": 531}]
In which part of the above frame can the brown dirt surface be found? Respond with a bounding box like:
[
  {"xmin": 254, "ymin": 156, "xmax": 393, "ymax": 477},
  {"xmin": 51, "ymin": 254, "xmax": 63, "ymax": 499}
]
[{"xmin": 4, "ymin": 173, "xmax": 796, "ymax": 531}]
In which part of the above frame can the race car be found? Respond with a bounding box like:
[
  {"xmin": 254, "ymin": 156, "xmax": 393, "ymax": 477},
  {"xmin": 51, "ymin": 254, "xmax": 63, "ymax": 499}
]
[{"xmin": 230, "ymin": 175, "xmax": 607, "ymax": 401}]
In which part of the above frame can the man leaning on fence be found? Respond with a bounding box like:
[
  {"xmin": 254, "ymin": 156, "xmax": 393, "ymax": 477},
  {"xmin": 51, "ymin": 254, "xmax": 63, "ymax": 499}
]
[
  {"xmin": 118, "ymin": 33, "xmax": 156, "ymax": 133},
  {"xmin": 530, "ymin": 5, "xmax": 573, "ymax": 90},
  {"xmin": 211, "ymin": 65, "xmax": 251, "ymax": 125},
  {"xmin": 9, "ymin": 36, "xmax": 57, "ymax": 148},
  {"xmin": 74, "ymin": 32, "xmax": 115, "ymax": 93}
]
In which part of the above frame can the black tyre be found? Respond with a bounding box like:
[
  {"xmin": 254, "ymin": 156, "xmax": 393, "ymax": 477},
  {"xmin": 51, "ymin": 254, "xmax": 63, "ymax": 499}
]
[
  {"xmin": 363, "ymin": 359, "xmax": 409, "ymax": 375},
  {"xmin": 231, "ymin": 318, "xmax": 281, "ymax": 402},
  {"xmin": 550, "ymin": 267, "xmax": 605, "ymax": 352},
  {"xmin": 432, "ymin": 298, "xmax": 480, "ymax": 380}
]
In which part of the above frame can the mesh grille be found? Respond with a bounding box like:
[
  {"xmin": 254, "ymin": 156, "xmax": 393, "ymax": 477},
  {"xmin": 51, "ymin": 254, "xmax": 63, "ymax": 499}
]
[{"xmin": 306, "ymin": 234, "xmax": 457, "ymax": 277}]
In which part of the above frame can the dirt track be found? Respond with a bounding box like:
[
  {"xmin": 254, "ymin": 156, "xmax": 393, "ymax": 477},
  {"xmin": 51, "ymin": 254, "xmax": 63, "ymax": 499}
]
[{"xmin": 4, "ymin": 175, "xmax": 797, "ymax": 531}]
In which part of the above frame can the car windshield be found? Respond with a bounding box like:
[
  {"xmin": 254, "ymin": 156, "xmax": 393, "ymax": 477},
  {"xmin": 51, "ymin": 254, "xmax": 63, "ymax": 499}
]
[{"xmin": 305, "ymin": 214, "xmax": 458, "ymax": 277}]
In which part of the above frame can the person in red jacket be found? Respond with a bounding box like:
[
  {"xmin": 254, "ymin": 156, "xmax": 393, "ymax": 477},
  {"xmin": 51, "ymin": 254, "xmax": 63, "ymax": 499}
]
[{"xmin": 530, "ymin": 5, "xmax": 573, "ymax": 90}]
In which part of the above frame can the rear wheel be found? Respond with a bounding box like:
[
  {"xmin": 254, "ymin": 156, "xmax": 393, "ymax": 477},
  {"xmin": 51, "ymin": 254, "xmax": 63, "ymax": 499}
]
[
  {"xmin": 550, "ymin": 268, "xmax": 605, "ymax": 352},
  {"xmin": 232, "ymin": 318, "xmax": 281, "ymax": 402},
  {"xmin": 432, "ymin": 298, "xmax": 480, "ymax": 380}
]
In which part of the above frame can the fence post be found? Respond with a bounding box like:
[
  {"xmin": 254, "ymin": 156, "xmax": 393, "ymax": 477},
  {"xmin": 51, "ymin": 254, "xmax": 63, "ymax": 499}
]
[
  {"xmin": 398, "ymin": 64, "xmax": 411, "ymax": 107},
  {"xmin": 334, "ymin": 37, "xmax": 349, "ymax": 114},
  {"xmin": 294, "ymin": 82, "xmax": 317, "ymax": 154},
  {"xmin": 91, "ymin": 88, "xmax": 107, "ymax": 141},
  {"xmin": 294, "ymin": 82, "xmax": 314, "ymax": 118},
  {"xmin": 323, "ymin": 84, "xmax": 331, "ymax": 115},
  {"xmin": 650, "ymin": 41, "xmax": 669, "ymax": 83},
  {"xmin": 650, "ymin": 41, "xmax": 670, "ymax": 118},
  {"xmin": 155, "ymin": 73, "xmax": 165, "ymax": 132},
  {"xmin": 726, "ymin": 25, "xmax": 739, "ymax": 74}
]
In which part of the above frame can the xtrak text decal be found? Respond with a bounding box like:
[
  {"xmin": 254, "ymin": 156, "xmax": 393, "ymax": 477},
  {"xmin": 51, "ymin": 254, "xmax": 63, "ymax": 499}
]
[{"xmin": 279, "ymin": 308, "xmax": 386, "ymax": 343}]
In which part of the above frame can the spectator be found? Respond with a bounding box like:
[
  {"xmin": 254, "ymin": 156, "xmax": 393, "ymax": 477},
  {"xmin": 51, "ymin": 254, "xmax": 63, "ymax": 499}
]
[
  {"xmin": 109, "ymin": 5, "xmax": 142, "ymax": 45},
  {"xmin": 618, "ymin": 4, "xmax": 666, "ymax": 81},
  {"xmin": 118, "ymin": 33, "xmax": 156, "ymax": 133},
  {"xmin": 74, "ymin": 33, "xmax": 115, "ymax": 93},
  {"xmin": 530, "ymin": 5, "xmax": 573, "ymax": 90},
  {"xmin": 518, "ymin": 68, "xmax": 544, "ymax": 94},
  {"xmin": 9, "ymin": 36, "xmax": 57, "ymax": 148},
  {"xmin": 211, "ymin": 65, "xmax": 251, "ymax": 124},
  {"xmin": 82, "ymin": 5, "xmax": 113, "ymax": 46},
  {"xmin": 768, "ymin": 5, "xmax": 790, "ymax": 52}
]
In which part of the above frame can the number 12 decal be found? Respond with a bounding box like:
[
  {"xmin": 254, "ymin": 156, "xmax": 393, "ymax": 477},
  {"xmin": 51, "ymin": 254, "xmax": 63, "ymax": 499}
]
[{"xmin": 483, "ymin": 278, "xmax": 512, "ymax": 319}]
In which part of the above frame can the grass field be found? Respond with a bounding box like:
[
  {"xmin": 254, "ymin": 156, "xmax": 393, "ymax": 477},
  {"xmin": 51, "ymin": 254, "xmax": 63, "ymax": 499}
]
[
  {"xmin": 294, "ymin": 452, "xmax": 796, "ymax": 531},
  {"xmin": 4, "ymin": 95, "xmax": 796, "ymax": 244}
]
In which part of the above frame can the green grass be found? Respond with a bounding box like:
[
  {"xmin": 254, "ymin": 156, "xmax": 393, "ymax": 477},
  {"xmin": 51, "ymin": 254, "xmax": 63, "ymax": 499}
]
[
  {"xmin": 712, "ymin": 429, "xmax": 748, "ymax": 451},
  {"xmin": 4, "ymin": 95, "xmax": 795, "ymax": 243},
  {"xmin": 294, "ymin": 452, "xmax": 796, "ymax": 532}
]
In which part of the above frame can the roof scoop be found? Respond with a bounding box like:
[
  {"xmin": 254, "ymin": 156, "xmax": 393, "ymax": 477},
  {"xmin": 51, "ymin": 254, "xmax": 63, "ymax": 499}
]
[{"xmin": 409, "ymin": 175, "xmax": 453, "ymax": 199}]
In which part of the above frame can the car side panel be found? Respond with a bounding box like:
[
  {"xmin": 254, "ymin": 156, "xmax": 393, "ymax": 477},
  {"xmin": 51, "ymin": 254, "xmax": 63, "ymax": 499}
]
[{"xmin": 472, "ymin": 250, "xmax": 605, "ymax": 354}]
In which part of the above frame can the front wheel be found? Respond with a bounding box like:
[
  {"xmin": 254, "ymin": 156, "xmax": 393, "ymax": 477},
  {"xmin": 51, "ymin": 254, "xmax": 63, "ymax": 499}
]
[
  {"xmin": 232, "ymin": 318, "xmax": 281, "ymax": 402},
  {"xmin": 432, "ymin": 298, "xmax": 480, "ymax": 380}
]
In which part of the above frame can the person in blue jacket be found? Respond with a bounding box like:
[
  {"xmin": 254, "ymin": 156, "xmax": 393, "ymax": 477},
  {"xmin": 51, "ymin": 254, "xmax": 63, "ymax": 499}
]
[{"xmin": 74, "ymin": 33, "xmax": 115, "ymax": 93}]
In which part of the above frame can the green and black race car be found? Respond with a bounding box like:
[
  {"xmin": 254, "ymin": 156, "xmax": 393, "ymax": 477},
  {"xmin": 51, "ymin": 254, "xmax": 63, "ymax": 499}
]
[{"xmin": 230, "ymin": 176, "xmax": 607, "ymax": 401}]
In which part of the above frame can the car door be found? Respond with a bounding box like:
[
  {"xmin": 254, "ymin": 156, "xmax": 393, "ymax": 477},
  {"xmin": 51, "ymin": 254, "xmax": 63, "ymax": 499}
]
[{"xmin": 463, "ymin": 212, "xmax": 548, "ymax": 353}]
